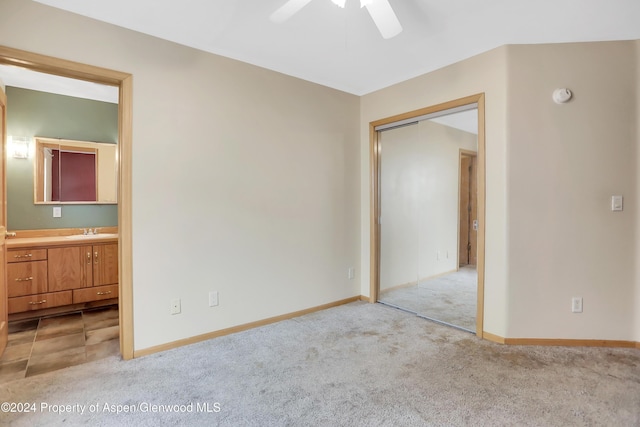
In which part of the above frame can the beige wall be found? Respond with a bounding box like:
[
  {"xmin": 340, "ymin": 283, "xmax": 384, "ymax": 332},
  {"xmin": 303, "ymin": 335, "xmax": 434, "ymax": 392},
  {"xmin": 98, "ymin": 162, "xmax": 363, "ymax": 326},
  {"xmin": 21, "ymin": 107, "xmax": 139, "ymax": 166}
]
[
  {"xmin": 0, "ymin": 0, "xmax": 361, "ymax": 350},
  {"xmin": 361, "ymin": 47, "xmax": 510, "ymax": 336},
  {"xmin": 379, "ymin": 124, "xmax": 421, "ymax": 290},
  {"xmin": 0, "ymin": 0, "xmax": 638, "ymax": 346},
  {"xmin": 379, "ymin": 120, "xmax": 477, "ymax": 292},
  {"xmin": 506, "ymin": 42, "xmax": 637, "ymax": 340},
  {"xmin": 362, "ymin": 41, "xmax": 640, "ymax": 341}
]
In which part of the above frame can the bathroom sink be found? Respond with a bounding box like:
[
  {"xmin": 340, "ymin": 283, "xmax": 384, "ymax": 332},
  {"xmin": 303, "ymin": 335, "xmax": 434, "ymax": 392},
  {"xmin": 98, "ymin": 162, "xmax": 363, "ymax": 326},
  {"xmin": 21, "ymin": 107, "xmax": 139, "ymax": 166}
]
[{"xmin": 65, "ymin": 233, "xmax": 118, "ymax": 240}]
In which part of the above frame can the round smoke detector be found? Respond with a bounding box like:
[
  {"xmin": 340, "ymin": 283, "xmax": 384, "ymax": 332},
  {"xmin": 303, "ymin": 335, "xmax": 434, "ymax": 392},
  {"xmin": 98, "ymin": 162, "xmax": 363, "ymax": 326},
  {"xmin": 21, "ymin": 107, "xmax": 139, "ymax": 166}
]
[{"xmin": 553, "ymin": 88, "xmax": 572, "ymax": 104}]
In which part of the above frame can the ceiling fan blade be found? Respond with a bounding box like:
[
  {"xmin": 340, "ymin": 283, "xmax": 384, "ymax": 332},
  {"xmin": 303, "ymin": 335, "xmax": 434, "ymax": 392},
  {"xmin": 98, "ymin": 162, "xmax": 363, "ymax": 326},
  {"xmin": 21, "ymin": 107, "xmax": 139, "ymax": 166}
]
[
  {"xmin": 364, "ymin": 0, "xmax": 402, "ymax": 39},
  {"xmin": 270, "ymin": 0, "xmax": 314, "ymax": 24}
]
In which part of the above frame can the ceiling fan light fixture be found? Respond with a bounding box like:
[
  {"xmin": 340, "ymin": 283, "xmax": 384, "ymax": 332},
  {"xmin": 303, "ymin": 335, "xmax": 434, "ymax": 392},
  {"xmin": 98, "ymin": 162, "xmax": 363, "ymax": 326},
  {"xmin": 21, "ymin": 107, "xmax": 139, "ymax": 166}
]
[
  {"xmin": 272, "ymin": 0, "xmax": 402, "ymax": 40},
  {"xmin": 270, "ymin": 0, "xmax": 314, "ymax": 24},
  {"xmin": 364, "ymin": 0, "xmax": 402, "ymax": 39}
]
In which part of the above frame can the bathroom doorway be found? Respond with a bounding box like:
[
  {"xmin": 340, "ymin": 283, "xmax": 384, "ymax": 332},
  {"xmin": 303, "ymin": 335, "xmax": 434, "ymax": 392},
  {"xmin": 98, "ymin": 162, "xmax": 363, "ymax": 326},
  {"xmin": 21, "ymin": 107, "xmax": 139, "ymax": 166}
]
[{"xmin": 0, "ymin": 46, "xmax": 133, "ymax": 360}]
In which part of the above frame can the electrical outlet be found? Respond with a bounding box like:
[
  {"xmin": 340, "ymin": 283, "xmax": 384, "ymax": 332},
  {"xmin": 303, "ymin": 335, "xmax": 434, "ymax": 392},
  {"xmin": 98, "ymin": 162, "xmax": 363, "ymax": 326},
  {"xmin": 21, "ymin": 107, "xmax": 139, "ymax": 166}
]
[
  {"xmin": 170, "ymin": 298, "xmax": 181, "ymax": 315},
  {"xmin": 209, "ymin": 291, "xmax": 219, "ymax": 307},
  {"xmin": 348, "ymin": 267, "xmax": 355, "ymax": 280},
  {"xmin": 571, "ymin": 297, "xmax": 583, "ymax": 313},
  {"xmin": 53, "ymin": 206, "xmax": 62, "ymax": 218}
]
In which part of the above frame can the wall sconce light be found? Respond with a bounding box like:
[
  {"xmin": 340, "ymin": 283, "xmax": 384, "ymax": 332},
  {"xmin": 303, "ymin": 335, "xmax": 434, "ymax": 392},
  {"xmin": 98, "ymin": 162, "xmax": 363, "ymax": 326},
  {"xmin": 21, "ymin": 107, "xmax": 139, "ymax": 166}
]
[{"xmin": 9, "ymin": 136, "xmax": 31, "ymax": 159}]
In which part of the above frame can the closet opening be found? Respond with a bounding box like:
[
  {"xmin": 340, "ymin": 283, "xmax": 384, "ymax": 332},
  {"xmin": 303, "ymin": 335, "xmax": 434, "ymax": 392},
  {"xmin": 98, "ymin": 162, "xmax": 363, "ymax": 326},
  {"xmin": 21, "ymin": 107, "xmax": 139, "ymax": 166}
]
[{"xmin": 369, "ymin": 94, "xmax": 485, "ymax": 336}]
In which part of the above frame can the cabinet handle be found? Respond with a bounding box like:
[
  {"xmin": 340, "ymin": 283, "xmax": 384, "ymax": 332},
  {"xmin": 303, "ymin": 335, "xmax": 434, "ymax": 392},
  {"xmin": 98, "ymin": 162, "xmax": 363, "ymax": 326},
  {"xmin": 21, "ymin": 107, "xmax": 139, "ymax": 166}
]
[
  {"xmin": 96, "ymin": 291, "xmax": 112, "ymax": 296},
  {"xmin": 28, "ymin": 300, "xmax": 47, "ymax": 305},
  {"xmin": 14, "ymin": 254, "xmax": 33, "ymax": 258},
  {"xmin": 94, "ymin": 251, "xmax": 99, "ymax": 265},
  {"xmin": 15, "ymin": 277, "xmax": 34, "ymax": 282},
  {"xmin": 87, "ymin": 252, "xmax": 92, "ymax": 264}
]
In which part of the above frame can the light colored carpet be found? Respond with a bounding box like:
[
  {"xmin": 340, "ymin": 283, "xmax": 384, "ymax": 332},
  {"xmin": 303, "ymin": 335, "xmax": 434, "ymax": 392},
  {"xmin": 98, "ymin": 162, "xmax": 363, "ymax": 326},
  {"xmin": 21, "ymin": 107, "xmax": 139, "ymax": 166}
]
[
  {"xmin": 1, "ymin": 302, "xmax": 639, "ymax": 426},
  {"xmin": 380, "ymin": 267, "xmax": 477, "ymax": 331}
]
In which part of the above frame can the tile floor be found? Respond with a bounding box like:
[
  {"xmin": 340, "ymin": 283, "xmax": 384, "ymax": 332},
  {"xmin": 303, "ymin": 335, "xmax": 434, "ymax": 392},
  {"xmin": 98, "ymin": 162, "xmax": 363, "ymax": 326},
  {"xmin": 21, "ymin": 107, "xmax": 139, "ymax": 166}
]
[{"xmin": 0, "ymin": 305, "xmax": 119, "ymax": 383}]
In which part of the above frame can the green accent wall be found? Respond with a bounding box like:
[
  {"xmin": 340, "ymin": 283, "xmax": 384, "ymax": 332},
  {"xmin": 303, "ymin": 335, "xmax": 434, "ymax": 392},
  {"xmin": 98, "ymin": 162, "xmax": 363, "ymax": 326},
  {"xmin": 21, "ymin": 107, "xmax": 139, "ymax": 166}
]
[{"xmin": 6, "ymin": 86, "xmax": 118, "ymax": 230}]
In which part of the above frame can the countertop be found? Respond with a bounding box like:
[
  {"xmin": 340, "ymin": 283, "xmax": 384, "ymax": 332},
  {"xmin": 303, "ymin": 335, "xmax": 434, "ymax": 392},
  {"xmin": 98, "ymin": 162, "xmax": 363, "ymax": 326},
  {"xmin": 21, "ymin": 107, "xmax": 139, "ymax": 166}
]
[{"xmin": 6, "ymin": 233, "xmax": 119, "ymax": 249}]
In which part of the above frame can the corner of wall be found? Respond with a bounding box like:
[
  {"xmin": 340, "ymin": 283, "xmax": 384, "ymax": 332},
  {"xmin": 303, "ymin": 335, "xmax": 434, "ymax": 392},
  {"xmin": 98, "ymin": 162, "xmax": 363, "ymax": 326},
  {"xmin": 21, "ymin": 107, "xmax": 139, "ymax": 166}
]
[{"xmin": 359, "ymin": 100, "xmax": 373, "ymax": 300}]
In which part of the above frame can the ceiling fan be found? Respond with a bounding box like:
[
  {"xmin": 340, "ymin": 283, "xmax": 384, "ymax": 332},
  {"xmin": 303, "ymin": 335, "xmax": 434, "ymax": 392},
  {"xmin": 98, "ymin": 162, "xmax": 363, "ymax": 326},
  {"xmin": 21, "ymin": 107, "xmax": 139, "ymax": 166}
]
[{"xmin": 270, "ymin": 0, "xmax": 403, "ymax": 39}]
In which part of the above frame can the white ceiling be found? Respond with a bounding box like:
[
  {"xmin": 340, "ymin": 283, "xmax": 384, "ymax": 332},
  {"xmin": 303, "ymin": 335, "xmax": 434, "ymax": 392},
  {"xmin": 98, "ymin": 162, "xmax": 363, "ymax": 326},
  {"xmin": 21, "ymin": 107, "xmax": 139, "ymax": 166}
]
[
  {"xmin": 0, "ymin": 64, "xmax": 119, "ymax": 103},
  {"xmin": 32, "ymin": 0, "xmax": 640, "ymax": 96},
  {"xmin": 2, "ymin": 0, "xmax": 639, "ymax": 115}
]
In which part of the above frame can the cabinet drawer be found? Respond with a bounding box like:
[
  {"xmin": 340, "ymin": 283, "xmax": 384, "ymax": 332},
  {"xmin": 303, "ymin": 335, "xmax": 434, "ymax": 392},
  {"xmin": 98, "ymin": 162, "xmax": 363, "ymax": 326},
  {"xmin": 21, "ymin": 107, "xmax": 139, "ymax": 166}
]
[
  {"xmin": 73, "ymin": 284, "xmax": 118, "ymax": 304},
  {"xmin": 8, "ymin": 291, "xmax": 72, "ymax": 314},
  {"xmin": 7, "ymin": 249, "xmax": 47, "ymax": 263},
  {"xmin": 7, "ymin": 260, "xmax": 48, "ymax": 297}
]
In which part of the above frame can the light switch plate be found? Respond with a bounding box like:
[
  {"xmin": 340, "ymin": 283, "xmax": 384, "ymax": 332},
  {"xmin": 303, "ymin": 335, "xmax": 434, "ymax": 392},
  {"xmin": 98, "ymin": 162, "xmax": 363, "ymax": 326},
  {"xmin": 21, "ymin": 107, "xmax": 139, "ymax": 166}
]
[
  {"xmin": 572, "ymin": 297, "xmax": 583, "ymax": 313},
  {"xmin": 611, "ymin": 195, "xmax": 623, "ymax": 211},
  {"xmin": 53, "ymin": 206, "xmax": 62, "ymax": 217},
  {"xmin": 209, "ymin": 291, "xmax": 219, "ymax": 307}
]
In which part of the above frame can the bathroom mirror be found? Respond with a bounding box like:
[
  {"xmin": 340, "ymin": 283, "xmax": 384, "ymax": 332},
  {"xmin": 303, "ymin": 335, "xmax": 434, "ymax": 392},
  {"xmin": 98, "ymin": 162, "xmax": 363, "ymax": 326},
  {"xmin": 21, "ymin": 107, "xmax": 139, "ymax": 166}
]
[{"xmin": 34, "ymin": 137, "xmax": 117, "ymax": 204}]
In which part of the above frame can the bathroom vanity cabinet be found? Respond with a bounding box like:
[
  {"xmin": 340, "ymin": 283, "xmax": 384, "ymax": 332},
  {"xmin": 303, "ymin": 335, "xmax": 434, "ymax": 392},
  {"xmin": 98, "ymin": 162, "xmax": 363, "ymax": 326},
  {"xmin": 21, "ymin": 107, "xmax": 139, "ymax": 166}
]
[{"xmin": 6, "ymin": 235, "xmax": 118, "ymax": 316}]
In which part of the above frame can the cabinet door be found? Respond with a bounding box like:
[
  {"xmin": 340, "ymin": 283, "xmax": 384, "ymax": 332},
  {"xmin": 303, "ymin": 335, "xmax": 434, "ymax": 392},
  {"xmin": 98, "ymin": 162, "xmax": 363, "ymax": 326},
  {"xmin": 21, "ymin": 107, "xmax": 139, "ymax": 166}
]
[
  {"xmin": 48, "ymin": 245, "xmax": 92, "ymax": 291},
  {"xmin": 93, "ymin": 243, "xmax": 118, "ymax": 287}
]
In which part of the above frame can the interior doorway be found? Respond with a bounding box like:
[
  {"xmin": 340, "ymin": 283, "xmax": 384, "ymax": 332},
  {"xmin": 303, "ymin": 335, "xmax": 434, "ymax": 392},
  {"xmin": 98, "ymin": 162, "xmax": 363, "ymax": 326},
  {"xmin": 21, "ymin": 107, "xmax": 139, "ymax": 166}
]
[
  {"xmin": 0, "ymin": 46, "xmax": 133, "ymax": 360},
  {"xmin": 370, "ymin": 94, "xmax": 485, "ymax": 337},
  {"xmin": 459, "ymin": 150, "xmax": 477, "ymax": 267}
]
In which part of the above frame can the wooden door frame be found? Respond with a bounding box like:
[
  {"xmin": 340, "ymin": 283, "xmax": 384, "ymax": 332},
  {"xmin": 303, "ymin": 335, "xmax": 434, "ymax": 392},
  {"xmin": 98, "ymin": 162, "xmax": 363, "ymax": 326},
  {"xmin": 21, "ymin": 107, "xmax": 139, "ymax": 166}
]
[
  {"xmin": 369, "ymin": 93, "xmax": 486, "ymax": 338},
  {"xmin": 0, "ymin": 46, "xmax": 134, "ymax": 359},
  {"xmin": 0, "ymin": 83, "xmax": 7, "ymax": 356},
  {"xmin": 458, "ymin": 149, "xmax": 478, "ymax": 268}
]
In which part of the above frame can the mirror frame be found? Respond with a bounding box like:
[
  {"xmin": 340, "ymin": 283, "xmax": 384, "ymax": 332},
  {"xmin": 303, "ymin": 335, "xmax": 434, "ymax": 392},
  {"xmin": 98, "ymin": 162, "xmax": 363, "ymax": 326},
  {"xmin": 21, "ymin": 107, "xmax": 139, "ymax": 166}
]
[{"xmin": 33, "ymin": 137, "xmax": 118, "ymax": 205}]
